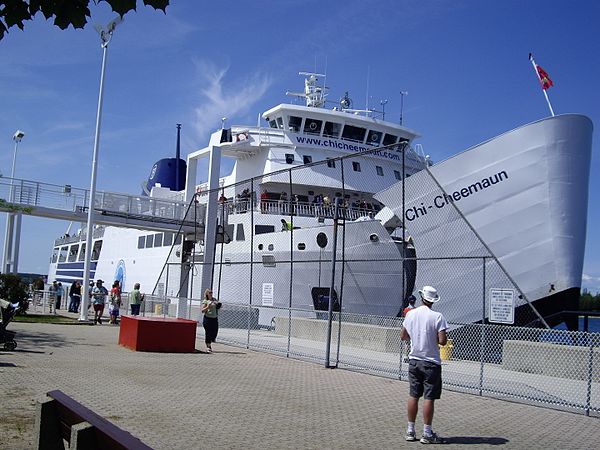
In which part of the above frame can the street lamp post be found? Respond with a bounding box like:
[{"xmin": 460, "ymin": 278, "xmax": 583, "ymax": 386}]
[
  {"xmin": 80, "ymin": 18, "xmax": 121, "ymax": 321},
  {"xmin": 2, "ymin": 130, "xmax": 25, "ymax": 274},
  {"xmin": 399, "ymin": 91, "xmax": 408, "ymax": 125}
]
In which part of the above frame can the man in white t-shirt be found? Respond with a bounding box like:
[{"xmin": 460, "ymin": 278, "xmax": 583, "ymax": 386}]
[{"xmin": 400, "ymin": 285, "xmax": 448, "ymax": 444}]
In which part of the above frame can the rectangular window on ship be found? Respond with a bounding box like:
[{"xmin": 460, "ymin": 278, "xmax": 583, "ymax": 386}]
[
  {"xmin": 352, "ymin": 162, "xmax": 361, "ymax": 172},
  {"xmin": 303, "ymin": 118, "xmax": 323, "ymax": 135},
  {"xmin": 383, "ymin": 133, "xmax": 398, "ymax": 146},
  {"xmin": 288, "ymin": 116, "xmax": 302, "ymax": 132},
  {"xmin": 376, "ymin": 166, "xmax": 384, "ymax": 176},
  {"xmin": 323, "ymin": 121, "xmax": 341, "ymax": 138},
  {"xmin": 342, "ymin": 125, "xmax": 367, "ymax": 143}
]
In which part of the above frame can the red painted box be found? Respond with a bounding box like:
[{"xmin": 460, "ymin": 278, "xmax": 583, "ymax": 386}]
[{"xmin": 118, "ymin": 315, "xmax": 197, "ymax": 352}]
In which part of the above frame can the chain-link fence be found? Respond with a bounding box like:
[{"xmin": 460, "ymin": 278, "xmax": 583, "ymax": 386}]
[{"xmin": 149, "ymin": 143, "xmax": 598, "ymax": 416}]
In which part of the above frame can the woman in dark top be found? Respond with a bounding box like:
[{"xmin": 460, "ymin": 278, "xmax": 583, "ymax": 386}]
[{"xmin": 201, "ymin": 289, "xmax": 221, "ymax": 353}]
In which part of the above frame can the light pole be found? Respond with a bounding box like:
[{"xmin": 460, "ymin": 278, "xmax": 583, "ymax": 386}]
[
  {"xmin": 80, "ymin": 17, "xmax": 121, "ymax": 321},
  {"xmin": 2, "ymin": 130, "xmax": 25, "ymax": 274},
  {"xmin": 399, "ymin": 91, "xmax": 408, "ymax": 125}
]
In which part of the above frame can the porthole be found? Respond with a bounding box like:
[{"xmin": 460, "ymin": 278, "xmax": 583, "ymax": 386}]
[
  {"xmin": 298, "ymin": 243, "xmax": 306, "ymax": 250},
  {"xmin": 258, "ymin": 244, "xmax": 263, "ymax": 250},
  {"xmin": 317, "ymin": 233, "xmax": 328, "ymax": 248},
  {"xmin": 268, "ymin": 243, "xmax": 274, "ymax": 251}
]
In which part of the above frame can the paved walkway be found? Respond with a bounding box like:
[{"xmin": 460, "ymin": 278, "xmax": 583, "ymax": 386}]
[{"xmin": 1, "ymin": 318, "xmax": 598, "ymax": 449}]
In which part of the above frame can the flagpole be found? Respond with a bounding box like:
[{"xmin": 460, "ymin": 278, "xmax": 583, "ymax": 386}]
[{"xmin": 529, "ymin": 53, "xmax": 555, "ymax": 117}]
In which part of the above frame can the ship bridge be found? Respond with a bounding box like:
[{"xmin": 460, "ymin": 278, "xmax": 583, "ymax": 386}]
[{"xmin": 0, "ymin": 177, "xmax": 204, "ymax": 234}]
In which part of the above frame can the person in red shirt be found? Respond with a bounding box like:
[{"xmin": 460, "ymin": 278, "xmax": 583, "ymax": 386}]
[{"xmin": 402, "ymin": 295, "xmax": 417, "ymax": 317}]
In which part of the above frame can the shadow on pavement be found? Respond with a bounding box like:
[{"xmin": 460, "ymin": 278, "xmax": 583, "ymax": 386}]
[
  {"xmin": 444, "ymin": 436, "xmax": 509, "ymax": 445},
  {"xmin": 7, "ymin": 329, "xmax": 71, "ymax": 349}
]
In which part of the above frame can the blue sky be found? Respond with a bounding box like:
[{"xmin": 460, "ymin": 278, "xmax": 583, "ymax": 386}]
[{"xmin": 1, "ymin": 0, "xmax": 599, "ymax": 291}]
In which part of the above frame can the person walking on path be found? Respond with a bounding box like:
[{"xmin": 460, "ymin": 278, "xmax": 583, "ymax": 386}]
[
  {"xmin": 130, "ymin": 283, "xmax": 144, "ymax": 316},
  {"xmin": 91, "ymin": 280, "xmax": 108, "ymax": 325},
  {"xmin": 201, "ymin": 288, "xmax": 221, "ymax": 353},
  {"xmin": 400, "ymin": 285, "xmax": 448, "ymax": 444},
  {"xmin": 68, "ymin": 281, "xmax": 82, "ymax": 313}
]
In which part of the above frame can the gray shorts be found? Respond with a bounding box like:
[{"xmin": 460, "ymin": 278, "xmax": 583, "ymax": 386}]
[{"xmin": 408, "ymin": 359, "xmax": 442, "ymax": 400}]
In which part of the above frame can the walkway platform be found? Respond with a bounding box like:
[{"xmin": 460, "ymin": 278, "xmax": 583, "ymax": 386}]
[
  {"xmin": 1, "ymin": 319, "xmax": 598, "ymax": 449},
  {"xmin": 0, "ymin": 176, "xmax": 203, "ymax": 234}
]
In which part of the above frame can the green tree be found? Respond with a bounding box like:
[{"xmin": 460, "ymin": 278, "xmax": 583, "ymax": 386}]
[
  {"xmin": 0, "ymin": 273, "xmax": 29, "ymax": 313},
  {"xmin": 0, "ymin": 0, "xmax": 169, "ymax": 41}
]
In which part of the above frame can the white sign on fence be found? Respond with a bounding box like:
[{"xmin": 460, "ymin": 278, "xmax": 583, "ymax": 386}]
[
  {"xmin": 262, "ymin": 283, "xmax": 274, "ymax": 306},
  {"xmin": 489, "ymin": 288, "xmax": 515, "ymax": 324}
]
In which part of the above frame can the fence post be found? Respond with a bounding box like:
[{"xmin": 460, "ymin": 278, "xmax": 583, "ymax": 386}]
[
  {"xmin": 325, "ymin": 197, "xmax": 340, "ymax": 368},
  {"xmin": 584, "ymin": 339, "xmax": 594, "ymax": 416},
  {"xmin": 479, "ymin": 257, "xmax": 486, "ymax": 396}
]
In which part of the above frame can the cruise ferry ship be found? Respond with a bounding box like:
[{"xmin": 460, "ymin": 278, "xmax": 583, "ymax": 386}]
[{"xmin": 47, "ymin": 73, "xmax": 593, "ymax": 329}]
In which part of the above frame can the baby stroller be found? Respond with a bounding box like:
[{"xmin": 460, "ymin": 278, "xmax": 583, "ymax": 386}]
[{"xmin": 0, "ymin": 298, "xmax": 21, "ymax": 351}]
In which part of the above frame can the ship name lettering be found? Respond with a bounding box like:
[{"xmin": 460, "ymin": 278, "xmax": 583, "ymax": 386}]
[{"xmin": 423, "ymin": 171, "xmax": 509, "ymax": 218}]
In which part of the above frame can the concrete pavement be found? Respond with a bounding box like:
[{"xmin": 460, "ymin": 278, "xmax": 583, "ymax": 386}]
[{"xmin": 0, "ymin": 318, "xmax": 598, "ymax": 449}]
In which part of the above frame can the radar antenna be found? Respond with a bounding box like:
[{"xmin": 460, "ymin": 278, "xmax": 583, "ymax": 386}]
[
  {"xmin": 339, "ymin": 91, "xmax": 353, "ymax": 110},
  {"xmin": 286, "ymin": 72, "xmax": 328, "ymax": 108}
]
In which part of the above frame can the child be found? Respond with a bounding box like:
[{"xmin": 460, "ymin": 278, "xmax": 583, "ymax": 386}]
[{"xmin": 108, "ymin": 280, "xmax": 122, "ymax": 324}]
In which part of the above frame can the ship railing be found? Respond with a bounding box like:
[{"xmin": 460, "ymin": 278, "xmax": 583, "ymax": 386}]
[
  {"xmin": 53, "ymin": 226, "xmax": 105, "ymax": 247},
  {"xmin": 220, "ymin": 198, "xmax": 374, "ymax": 221}
]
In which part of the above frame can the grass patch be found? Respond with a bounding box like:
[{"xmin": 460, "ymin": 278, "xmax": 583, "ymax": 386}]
[{"xmin": 13, "ymin": 314, "xmax": 79, "ymax": 324}]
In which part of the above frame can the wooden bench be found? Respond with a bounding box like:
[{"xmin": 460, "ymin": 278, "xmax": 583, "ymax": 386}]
[{"xmin": 35, "ymin": 390, "xmax": 152, "ymax": 449}]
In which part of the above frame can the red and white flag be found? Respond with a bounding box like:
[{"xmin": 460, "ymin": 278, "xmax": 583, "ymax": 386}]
[
  {"xmin": 536, "ymin": 64, "xmax": 554, "ymax": 90},
  {"xmin": 529, "ymin": 53, "xmax": 555, "ymax": 116}
]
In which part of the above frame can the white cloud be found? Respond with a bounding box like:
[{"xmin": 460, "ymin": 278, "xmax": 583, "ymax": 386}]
[
  {"xmin": 191, "ymin": 61, "xmax": 271, "ymax": 139},
  {"xmin": 582, "ymin": 273, "xmax": 600, "ymax": 294}
]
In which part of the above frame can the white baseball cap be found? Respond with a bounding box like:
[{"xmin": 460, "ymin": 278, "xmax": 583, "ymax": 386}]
[{"xmin": 419, "ymin": 285, "xmax": 440, "ymax": 303}]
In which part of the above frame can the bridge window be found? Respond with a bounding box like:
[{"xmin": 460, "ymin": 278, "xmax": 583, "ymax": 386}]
[
  {"xmin": 68, "ymin": 245, "xmax": 79, "ymax": 262},
  {"xmin": 323, "ymin": 121, "xmax": 341, "ymax": 138},
  {"xmin": 342, "ymin": 125, "xmax": 366, "ymax": 143},
  {"xmin": 303, "ymin": 155, "xmax": 312, "ymax": 164},
  {"xmin": 51, "ymin": 248, "xmax": 58, "ymax": 264},
  {"xmin": 269, "ymin": 119, "xmax": 278, "ymax": 129},
  {"xmin": 138, "ymin": 236, "xmax": 145, "ymax": 249},
  {"xmin": 367, "ymin": 130, "xmax": 382, "ymax": 146},
  {"xmin": 154, "ymin": 233, "xmax": 163, "ymax": 247},
  {"xmin": 352, "ymin": 161, "xmax": 361, "ymax": 172},
  {"xmin": 383, "ymin": 133, "xmax": 398, "ymax": 146},
  {"xmin": 236, "ymin": 224, "xmax": 245, "ymax": 241},
  {"xmin": 285, "ymin": 154, "xmax": 294, "ymax": 164},
  {"xmin": 164, "ymin": 233, "xmax": 173, "ymax": 247},
  {"xmin": 326, "ymin": 158, "xmax": 336, "ymax": 168},
  {"xmin": 303, "ymin": 118, "xmax": 322, "ymax": 135},
  {"xmin": 145, "ymin": 235, "xmax": 154, "ymax": 248},
  {"xmin": 78, "ymin": 244, "xmax": 86, "ymax": 261},
  {"xmin": 92, "ymin": 241, "xmax": 102, "ymax": 261},
  {"xmin": 276, "ymin": 117, "xmax": 283, "ymax": 129},
  {"xmin": 59, "ymin": 246, "xmax": 68, "ymax": 262},
  {"xmin": 288, "ymin": 116, "xmax": 302, "ymax": 132},
  {"xmin": 174, "ymin": 234, "xmax": 182, "ymax": 245},
  {"xmin": 394, "ymin": 170, "xmax": 401, "ymax": 180},
  {"xmin": 376, "ymin": 166, "xmax": 384, "ymax": 176}
]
